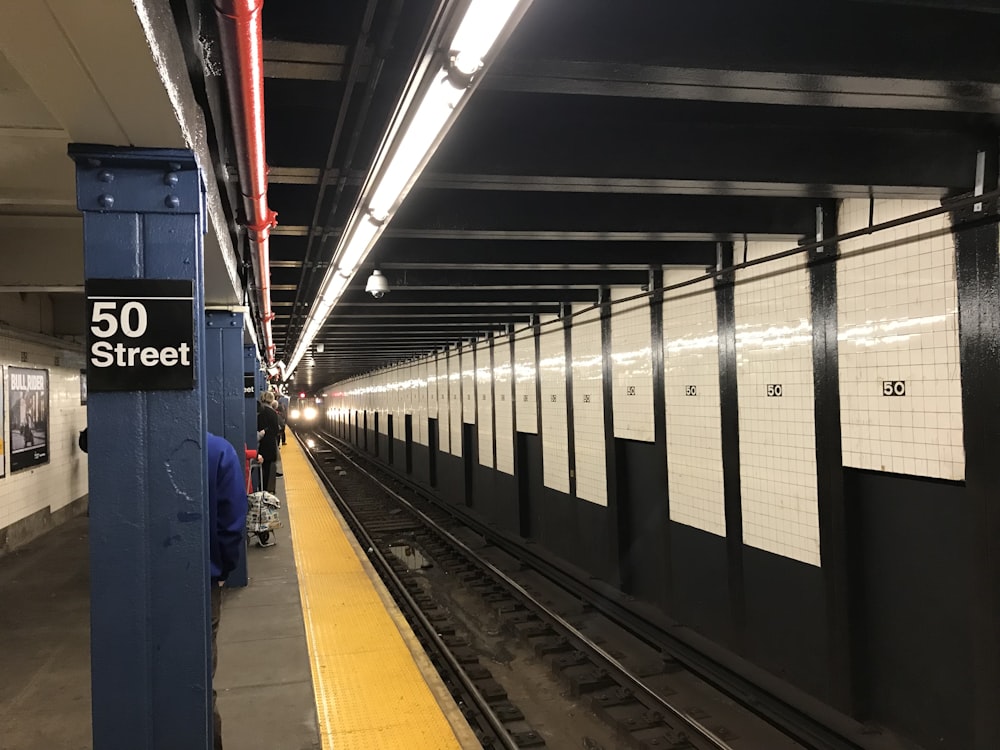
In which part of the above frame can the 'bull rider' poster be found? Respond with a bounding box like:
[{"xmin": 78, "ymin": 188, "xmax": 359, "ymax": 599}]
[{"xmin": 8, "ymin": 367, "xmax": 49, "ymax": 472}]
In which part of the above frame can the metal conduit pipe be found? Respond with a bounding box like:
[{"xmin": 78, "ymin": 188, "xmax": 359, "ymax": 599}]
[{"xmin": 213, "ymin": 0, "xmax": 277, "ymax": 365}]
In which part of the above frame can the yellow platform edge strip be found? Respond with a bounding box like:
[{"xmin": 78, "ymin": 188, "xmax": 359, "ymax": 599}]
[{"xmin": 281, "ymin": 434, "xmax": 478, "ymax": 749}]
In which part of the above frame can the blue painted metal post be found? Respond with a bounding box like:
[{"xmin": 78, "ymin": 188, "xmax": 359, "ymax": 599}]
[
  {"xmin": 245, "ymin": 345, "xmax": 261, "ymax": 491},
  {"xmin": 70, "ymin": 145, "xmax": 211, "ymax": 750},
  {"xmin": 206, "ymin": 309, "xmax": 248, "ymax": 588}
]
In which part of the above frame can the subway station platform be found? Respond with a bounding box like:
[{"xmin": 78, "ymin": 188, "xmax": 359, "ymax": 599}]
[{"xmin": 0, "ymin": 435, "xmax": 476, "ymax": 749}]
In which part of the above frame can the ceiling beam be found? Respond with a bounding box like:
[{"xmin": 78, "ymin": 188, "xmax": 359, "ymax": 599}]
[{"xmin": 485, "ymin": 59, "xmax": 1000, "ymax": 114}]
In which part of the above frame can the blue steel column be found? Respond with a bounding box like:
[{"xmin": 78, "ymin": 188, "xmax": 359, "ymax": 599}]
[
  {"xmin": 206, "ymin": 310, "xmax": 248, "ymax": 588},
  {"xmin": 244, "ymin": 344, "xmax": 260, "ymax": 491},
  {"xmin": 70, "ymin": 145, "xmax": 211, "ymax": 750}
]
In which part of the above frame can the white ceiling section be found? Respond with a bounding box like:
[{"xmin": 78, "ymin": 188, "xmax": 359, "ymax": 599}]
[{"xmin": 0, "ymin": 0, "xmax": 242, "ymax": 308}]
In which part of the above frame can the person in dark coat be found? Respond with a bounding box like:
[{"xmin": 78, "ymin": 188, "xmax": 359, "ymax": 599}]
[
  {"xmin": 256, "ymin": 391, "xmax": 281, "ymax": 493},
  {"xmin": 207, "ymin": 432, "xmax": 248, "ymax": 750}
]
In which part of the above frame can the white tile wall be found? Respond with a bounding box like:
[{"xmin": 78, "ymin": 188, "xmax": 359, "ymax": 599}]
[
  {"xmin": 427, "ymin": 355, "xmax": 439, "ymax": 419},
  {"xmin": 735, "ymin": 242, "xmax": 820, "ymax": 567},
  {"xmin": 570, "ymin": 306, "xmax": 607, "ymax": 505},
  {"xmin": 838, "ymin": 199, "xmax": 964, "ymax": 480},
  {"xmin": 663, "ymin": 271, "xmax": 726, "ymax": 537},
  {"xmin": 476, "ymin": 341, "xmax": 495, "ymax": 468},
  {"xmin": 447, "ymin": 349, "xmax": 463, "ymax": 457},
  {"xmin": 539, "ymin": 318, "xmax": 570, "ymax": 494},
  {"xmin": 0, "ymin": 331, "xmax": 88, "ymax": 530},
  {"xmin": 493, "ymin": 335, "xmax": 515, "ymax": 475},
  {"xmin": 461, "ymin": 344, "xmax": 475, "ymax": 425},
  {"xmin": 415, "ymin": 359, "xmax": 428, "ymax": 446},
  {"xmin": 514, "ymin": 329, "xmax": 538, "ymax": 434},
  {"xmin": 611, "ymin": 288, "xmax": 655, "ymax": 442},
  {"xmin": 437, "ymin": 354, "xmax": 451, "ymax": 453}
]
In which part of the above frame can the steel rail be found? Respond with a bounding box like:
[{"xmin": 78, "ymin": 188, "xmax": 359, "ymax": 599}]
[
  {"xmin": 301, "ymin": 435, "xmax": 521, "ymax": 750},
  {"xmin": 308, "ymin": 429, "xmax": 736, "ymax": 750}
]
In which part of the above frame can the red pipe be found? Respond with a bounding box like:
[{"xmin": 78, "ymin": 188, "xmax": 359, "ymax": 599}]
[{"xmin": 213, "ymin": 0, "xmax": 277, "ymax": 364}]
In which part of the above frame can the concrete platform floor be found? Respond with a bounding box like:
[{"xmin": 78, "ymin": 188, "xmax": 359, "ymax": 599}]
[{"xmin": 0, "ymin": 452, "xmax": 321, "ymax": 750}]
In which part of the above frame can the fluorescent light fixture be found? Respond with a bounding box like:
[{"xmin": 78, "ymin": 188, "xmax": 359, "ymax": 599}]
[
  {"xmin": 285, "ymin": 0, "xmax": 531, "ymax": 380},
  {"xmin": 336, "ymin": 215, "xmax": 381, "ymax": 273},
  {"xmin": 368, "ymin": 71, "xmax": 464, "ymax": 222},
  {"xmin": 450, "ymin": 0, "xmax": 521, "ymax": 76}
]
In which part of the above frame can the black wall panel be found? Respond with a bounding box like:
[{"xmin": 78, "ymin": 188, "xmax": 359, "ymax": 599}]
[
  {"xmin": 742, "ymin": 546, "xmax": 829, "ymax": 701},
  {"xmin": 411, "ymin": 443, "xmax": 429, "ymax": 485},
  {"xmin": 437, "ymin": 452, "xmax": 465, "ymax": 505},
  {"xmin": 846, "ymin": 469, "xmax": 973, "ymax": 750},
  {"xmin": 492, "ymin": 472, "xmax": 519, "ymax": 536},
  {"xmin": 520, "ymin": 432, "xmax": 545, "ymax": 541},
  {"xmin": 576, "ymin": 501, "xmax": 613, "ymax": 582},
  {"xmin": 669, "ymin": 522, "xmax": 731, "ymax": 645},
  {"xmin": 615, "ymin": 438, "xmax": 669, "ymax": 609}
]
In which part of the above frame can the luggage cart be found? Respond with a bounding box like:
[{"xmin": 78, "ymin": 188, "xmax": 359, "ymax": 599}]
[{"xmin": 246, "ymin": 462, "xmax": 282, "ymax": 547}]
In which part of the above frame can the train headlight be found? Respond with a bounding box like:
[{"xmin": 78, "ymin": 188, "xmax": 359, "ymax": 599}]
[
  {"xmin": 303, "ymin": 406, "xmax": 318, "ymax": 420},
  {"xmin": 290, "ymin": 408, "xmax": 302, "ymax": 420}
]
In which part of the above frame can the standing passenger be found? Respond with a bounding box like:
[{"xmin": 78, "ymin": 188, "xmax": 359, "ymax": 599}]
[
  {"xmin": 257, "ymin": 392, "xmax": 281, "ymax": 493},
  {"xmin": 206, "ymin": 432, "xmax": 248, "ymax": 750}
]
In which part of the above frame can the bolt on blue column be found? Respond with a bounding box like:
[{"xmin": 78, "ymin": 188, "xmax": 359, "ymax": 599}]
[
  {"xmin": 70, "ymin": 145, "xmax": 212, "ymax": 750},
  {"xmin": 206, "ymin": 309, "xmax": 249, "ymax": 588}
]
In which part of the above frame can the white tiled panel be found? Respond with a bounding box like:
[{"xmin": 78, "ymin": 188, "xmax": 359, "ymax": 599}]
[
  {"xmin": 476, "ymin": 341, "xmax": 495, "ymax": 468},
  {"xmin": 436, "ymin": 354, "xmax": 450, "ymax": 453},
  {"xmin": 415, "ymin": 360, "xmax": 428, "ymax": 446},
  {"xmin": 570, "ymin": 306, "xmax": 607, "ymax": 506},
  {"xmin": 735, "ymin": 242, "xmax": 821, "ymax": 567},
  {"xmin": 610, "ymin": 288, "xmax": 655, "ymax": 442},
  {"xmin": 447, "ymin": 348, "xmax": 463, "ymax": 457},
  {"xmin": 538, "ymin": 318, "xmax": 570, "ymax": 494},
  {"xmin": 427, "ymin": 355, "xmax": 439, "ymax": 419},
  {"xmin": 493, "ymin": 334, "xmax": 515, "ymax": 475},
  {"xmin": 0, "ymin": 330, "xmax": 88, "ymax": 530},
  {"xmin": 838, "ymin": 199, "xmax": 964, "ymax": 480},
  {"xmin": 663, "ymin": 270, "xmax": 726, "ymax": 537},
  {"xmin": 461, "ymin": 344, "xmax": 475, "ymax": 425},
  {"xmin": 514, "ymin": 328, "xmax": 538, "ymax": 434}
]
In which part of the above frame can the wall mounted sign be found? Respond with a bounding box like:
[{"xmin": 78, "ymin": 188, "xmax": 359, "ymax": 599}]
[
  {"xmin": 0, "ymin": 367, "xmax": 5, "ymax": 478},
  {"xmin": 8, "ymin": 367, "xmax": 49, "ymax": 472},
  {"xmin": 244, "ymin": 373, "xmax": 256, "ymax": 398},
  {"xmin": 882, "ymin": 380, "xmax": 906, "ymax": 396},
  {"xmin": 85, "ymin": 278, "xmax": 195, "ymax": 392}
]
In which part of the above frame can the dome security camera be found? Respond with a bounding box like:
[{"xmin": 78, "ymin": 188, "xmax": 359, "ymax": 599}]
[{"xmin": 365, "ymin": 269, "xmax": 390, "ymax": 299}]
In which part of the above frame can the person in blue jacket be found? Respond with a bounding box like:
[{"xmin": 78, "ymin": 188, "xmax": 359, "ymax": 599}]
[{"xmin": 207, "ymin": 432, "xmax": 248, "ymax": 750}]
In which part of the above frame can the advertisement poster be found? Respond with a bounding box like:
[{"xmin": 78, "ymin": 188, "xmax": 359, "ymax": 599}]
[
  {"xmin": 0, "ymin": 367, "xmax": 5, "ymax": 478},
  {"xmin": 8, "ymin": 367, "xmax": 49, "ymax": 472}
]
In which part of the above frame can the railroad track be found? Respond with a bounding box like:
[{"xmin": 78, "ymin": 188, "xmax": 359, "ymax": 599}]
[{"xmin": 298, "ymin": 429, "xmax": 817, "ymax": 749}]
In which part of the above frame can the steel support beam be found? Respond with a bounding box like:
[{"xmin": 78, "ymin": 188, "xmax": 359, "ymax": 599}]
[{"xmin": 71, "ymin": 145, "xmax": 211, "ymax": 750}]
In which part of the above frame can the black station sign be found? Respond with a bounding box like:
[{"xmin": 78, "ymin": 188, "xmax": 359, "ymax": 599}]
[
  {"xmin": 245, "ymin": 374, "xmax": 256, "ymax": 398},
  {"xmin": 85, "ymin": 278, "xmax": 195, "ymax": 392}
]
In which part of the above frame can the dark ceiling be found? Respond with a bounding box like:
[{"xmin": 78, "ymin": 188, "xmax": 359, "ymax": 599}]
[{"xmin": 178, "ymin": 0, "xmax": 1000, "ymax": 390}]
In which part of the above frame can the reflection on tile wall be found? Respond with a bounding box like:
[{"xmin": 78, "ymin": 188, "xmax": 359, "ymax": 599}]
[
  {"xmin": 735, "ymin": 243, "xmax": 821, "ymax": 567},
  {"xmin": 514, "ymin": 329, "xmax": 538, "ymax": 435},
  {"xmin": 538, "ymin": 319, "xmax": 569, "ymax": 493},
  {"xmin": 494, "ymin": 335, "xmax": 515, "ymax": 475},
  {"xmin": 448, "ymin": 349, "xmax": 463, "ymax": 457},
  {"xmin": 461, "ymin": 345, "xmax": 475, "ymax": 425},
  {"xmin": 428, "ymin": 356, "xmax": 439, "ymax": 420},
  {"xmin": 838, "ymin": 199, "xmax": 964, "ymax": 480},
  {"xmin": 662, "ymin": 272, "xmax": 726, "ymax": 537},
  {"xmin": 437, "ymin": 354, "xmax": 450, "ymax": 453},
  {"xmin": 0, "ymin": 332, "xmax": 88, "ymax": 530},
  {"xmin": 415, "ymin": 360, "xmax": 428, "ymax": 446},
  {"xmin": 571, "ymin": 307, "xmax": 607, "ymax": 506},
  {"xmin": 476, "ymin": 341, "xmax": 495, "ymax": 469},
  {"xmin": 610, "ymin": 289, "xmax": 655, "ymax": 442}
]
